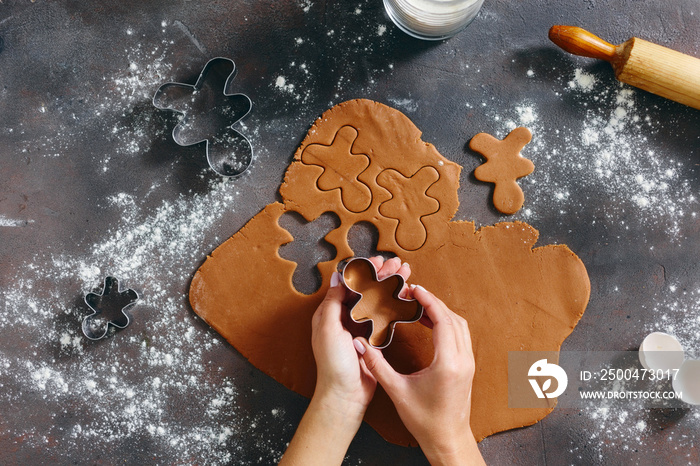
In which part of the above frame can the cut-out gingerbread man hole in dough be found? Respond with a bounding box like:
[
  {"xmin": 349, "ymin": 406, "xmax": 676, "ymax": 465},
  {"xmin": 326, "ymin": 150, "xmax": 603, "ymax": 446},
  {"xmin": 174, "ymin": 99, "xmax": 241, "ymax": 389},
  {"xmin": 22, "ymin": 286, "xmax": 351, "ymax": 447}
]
[
  {"xmin": 470, "ymin": 127, "xmax": 534, "ymax": 215},
  {"xmin": 278, "ymin": 212, "xmax": 340, "ymax": 295},
  {"xmin": 301, "ymin": 125, "xmax": 373, "ymax": 213},
  {"xmin": 341, "ymin": 257, "xmax": 423, "ymax": 348},
  {"xmin": 376, "ymin": 166, "xmax": 440, "ymax": 251},
  {"xmin": 347, "ymin": 221, "xmax": 386, "ymax": 260}
]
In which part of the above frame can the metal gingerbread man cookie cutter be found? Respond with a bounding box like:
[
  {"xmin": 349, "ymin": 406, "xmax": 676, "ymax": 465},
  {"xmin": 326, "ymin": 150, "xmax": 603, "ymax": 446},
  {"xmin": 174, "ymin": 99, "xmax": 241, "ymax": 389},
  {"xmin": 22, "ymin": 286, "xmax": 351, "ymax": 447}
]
[
  {"xmin": 82, "ymin": 276, "xmax": 139, "ymax": 340},
  {"xmin": 340, "ymin": 257, "xmax": 423, "ymax": 349},
  {"xmin": 153, "ymin": 57, "xmax": 253, "ymax": 177}
]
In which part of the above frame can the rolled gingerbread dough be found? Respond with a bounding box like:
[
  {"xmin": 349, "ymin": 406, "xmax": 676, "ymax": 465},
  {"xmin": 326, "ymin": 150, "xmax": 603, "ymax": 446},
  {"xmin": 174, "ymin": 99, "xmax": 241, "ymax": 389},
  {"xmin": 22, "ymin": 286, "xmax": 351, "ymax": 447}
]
[{"xmin": 189, "ymin": 99, "xmax": 590, "ymax": 446}]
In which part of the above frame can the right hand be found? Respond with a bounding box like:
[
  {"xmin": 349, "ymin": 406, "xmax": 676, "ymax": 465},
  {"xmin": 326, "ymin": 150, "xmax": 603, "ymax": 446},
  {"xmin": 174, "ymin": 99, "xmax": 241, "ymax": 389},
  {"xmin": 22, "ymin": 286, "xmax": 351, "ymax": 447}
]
[{"xmin": 354, "ymin": 285, "xmax": 484, "ymax": 466}]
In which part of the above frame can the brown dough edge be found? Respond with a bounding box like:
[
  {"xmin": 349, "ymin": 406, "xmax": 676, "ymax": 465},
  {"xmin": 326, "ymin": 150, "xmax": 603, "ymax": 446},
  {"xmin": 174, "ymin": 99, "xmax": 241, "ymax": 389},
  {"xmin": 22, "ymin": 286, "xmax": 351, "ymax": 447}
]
[{"xmin": 189, "ymin": 99, "xmax": 591, "ymax": 446}]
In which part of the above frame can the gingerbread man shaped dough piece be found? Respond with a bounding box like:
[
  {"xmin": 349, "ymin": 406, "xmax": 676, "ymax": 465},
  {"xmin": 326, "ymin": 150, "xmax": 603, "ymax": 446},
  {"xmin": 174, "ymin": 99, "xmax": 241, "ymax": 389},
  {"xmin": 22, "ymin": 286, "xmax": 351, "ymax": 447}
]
[{"xmin": 470, "ymin": 127, "xmax": 534, "ymax": 215}]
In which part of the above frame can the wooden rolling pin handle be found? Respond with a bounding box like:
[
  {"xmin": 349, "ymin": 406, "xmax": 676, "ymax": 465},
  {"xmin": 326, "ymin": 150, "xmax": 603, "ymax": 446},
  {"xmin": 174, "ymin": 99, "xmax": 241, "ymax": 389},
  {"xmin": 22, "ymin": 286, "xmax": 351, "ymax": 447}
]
[{"xmin": 549, "ymin": 25, "xmax": 617, "ymax": 62}]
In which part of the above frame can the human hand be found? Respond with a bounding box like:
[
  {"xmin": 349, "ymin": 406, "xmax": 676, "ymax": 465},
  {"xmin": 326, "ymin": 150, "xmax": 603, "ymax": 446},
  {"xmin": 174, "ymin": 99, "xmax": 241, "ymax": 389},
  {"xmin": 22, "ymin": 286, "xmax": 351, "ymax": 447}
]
[
  {"xmin": 280, "ymin": 257, "xmax": 411, "ymax": 466},
  {"xmin": 354, "ymin": 285, "xmax": 484, "ymax": 466},
  {"xmin": 311, "ymin": 256, "xmax": 411, "ymax": 418}
]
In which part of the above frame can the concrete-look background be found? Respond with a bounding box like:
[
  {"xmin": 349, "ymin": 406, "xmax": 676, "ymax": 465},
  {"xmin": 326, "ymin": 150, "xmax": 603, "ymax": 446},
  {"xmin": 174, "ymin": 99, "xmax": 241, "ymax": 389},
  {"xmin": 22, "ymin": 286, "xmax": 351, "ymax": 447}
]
[{"xmin": 1, "ymin": 1, "xmax": 698, "ymax": 464}]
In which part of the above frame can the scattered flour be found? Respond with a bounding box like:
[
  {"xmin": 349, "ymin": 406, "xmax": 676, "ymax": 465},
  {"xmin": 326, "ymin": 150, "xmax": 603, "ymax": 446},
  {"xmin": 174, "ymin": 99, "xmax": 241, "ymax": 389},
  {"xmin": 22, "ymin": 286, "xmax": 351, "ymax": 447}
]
[
  {"xmin": 388, "ymin": 97, "xmax": 419, "ymax": 113},
  {"xmin": 271, "ymin": 1, "xmax": 395, "ymax": 105},
  {"xmin": 0, "ymin": 177, "xmax": 257, "ymax": 462},
  {"xmin": 297, "ymin": 0, "xmax": 314, "ymax": 13},
  {"xmin": 0, "ymin": 24, "xmax": 281, "ymax": 464},
  {"xmin": 19, "ymin": 34, "xmax": 177, "ymax": 170},
  {"xmin": 490, "ymin": 70, "xmax": 699, "ymax": 243},
  {"xmin": 482, "ymin": 69, "xmax": 699, "ymax": 461},
  {"xmin": 651, "ymin": 288, "xmax": 700, "ymax": 354},
  {"xmin": 0, "ymin": 215, "xmax": 34, "ymax": 227},
  {"xmin": 275, "ymin": 75, "xmax": 295, "ymax": 94},
  {"xmin": 568, "ymin": 68, "xmax": 597, "ymax": 91}
]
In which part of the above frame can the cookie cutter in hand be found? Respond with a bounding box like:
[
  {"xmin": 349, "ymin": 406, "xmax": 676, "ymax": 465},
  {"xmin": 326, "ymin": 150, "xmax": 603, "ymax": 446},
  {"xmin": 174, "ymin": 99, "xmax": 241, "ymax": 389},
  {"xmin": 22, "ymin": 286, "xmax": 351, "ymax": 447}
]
[
  {"xmin": 153, "ymin": 57, "xmax": 253, "ymax": 177},
  {"xmin": 82, "ymin": 276, "xmax": 139, "ymax": 340},
  {"xmin": 340, "ymin": 257, "xmax": 423, "ymax": 349}
]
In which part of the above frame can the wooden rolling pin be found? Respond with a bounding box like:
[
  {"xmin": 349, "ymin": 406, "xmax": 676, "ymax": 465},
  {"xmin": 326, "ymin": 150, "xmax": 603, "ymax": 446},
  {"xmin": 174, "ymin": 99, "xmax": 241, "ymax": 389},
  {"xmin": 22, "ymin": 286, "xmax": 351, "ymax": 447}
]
[{"xmin": 549, "ymin": 25, "xmax": 700, "ymax": 110}]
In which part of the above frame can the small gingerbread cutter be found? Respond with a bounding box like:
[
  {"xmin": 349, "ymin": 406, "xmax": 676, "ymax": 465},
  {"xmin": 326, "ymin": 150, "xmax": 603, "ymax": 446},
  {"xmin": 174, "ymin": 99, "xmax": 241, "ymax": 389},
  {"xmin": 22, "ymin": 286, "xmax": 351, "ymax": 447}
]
[
  {"xmin": 340, "ymin": 257, "xmax": 424, "ymax": 349},
  {"xmin": 153, "ymin": 57, "xmax": 253, "ymax": 177},
  {"xmin": 82, "ymin": 276, "xmax": 139, "ymax": 340}
]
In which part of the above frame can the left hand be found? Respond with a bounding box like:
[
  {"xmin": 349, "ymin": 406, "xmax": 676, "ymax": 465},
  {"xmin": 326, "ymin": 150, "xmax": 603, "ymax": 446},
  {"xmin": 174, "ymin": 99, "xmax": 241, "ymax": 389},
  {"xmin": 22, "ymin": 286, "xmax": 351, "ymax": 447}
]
[
  {"xmin": 280, "ymin": 256, "xmax": 412, "ymax": 466},
  {"xmin": 311, "ymin": 256, "xmax": 411, "ymax": 417}
]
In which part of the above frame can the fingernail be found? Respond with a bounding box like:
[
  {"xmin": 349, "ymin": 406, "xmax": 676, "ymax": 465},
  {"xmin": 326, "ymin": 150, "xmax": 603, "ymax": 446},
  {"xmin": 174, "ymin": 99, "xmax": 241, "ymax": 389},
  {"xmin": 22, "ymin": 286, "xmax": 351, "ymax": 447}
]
[
  {"xmin": 402, "ymin": 262, "xmax": 410, "ymax": 269},
  {"xmin": 414, "ymin": 284, "xmax": 426, "ymax": 293},
  {"xmin": 330, "ymin": 271, "xmax": 341, "ymax": 288},
  {"xmin": 353, "ymin": 338, "xmax": 366, "ymax": 355},
  {"xmin": 390, "ymin": 257, "xmax": 402, "ymax": 265}
]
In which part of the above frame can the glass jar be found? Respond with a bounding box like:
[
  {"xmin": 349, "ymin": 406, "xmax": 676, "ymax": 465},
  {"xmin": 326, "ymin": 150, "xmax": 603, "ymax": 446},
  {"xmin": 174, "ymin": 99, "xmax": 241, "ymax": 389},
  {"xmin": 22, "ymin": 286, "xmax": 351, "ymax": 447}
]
[{"xmin": 383, "ymin": 0, "xmax": 484, "ymax": 40}]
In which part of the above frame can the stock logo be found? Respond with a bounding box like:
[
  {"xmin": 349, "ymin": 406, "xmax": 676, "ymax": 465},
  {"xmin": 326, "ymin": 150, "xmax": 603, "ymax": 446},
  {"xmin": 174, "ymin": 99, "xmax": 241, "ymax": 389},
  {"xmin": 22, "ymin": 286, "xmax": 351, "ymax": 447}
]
[{"xmin": 528, "ymin": 359, "xmax": 568, "ymax": 399}]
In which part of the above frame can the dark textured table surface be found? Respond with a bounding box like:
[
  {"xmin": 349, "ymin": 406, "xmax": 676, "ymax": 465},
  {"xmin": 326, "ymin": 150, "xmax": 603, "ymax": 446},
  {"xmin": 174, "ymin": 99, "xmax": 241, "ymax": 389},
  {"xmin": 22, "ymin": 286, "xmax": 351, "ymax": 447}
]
[{"xmin": 1, "ymin": 1, "xmax": 699, "ymax": 464}]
